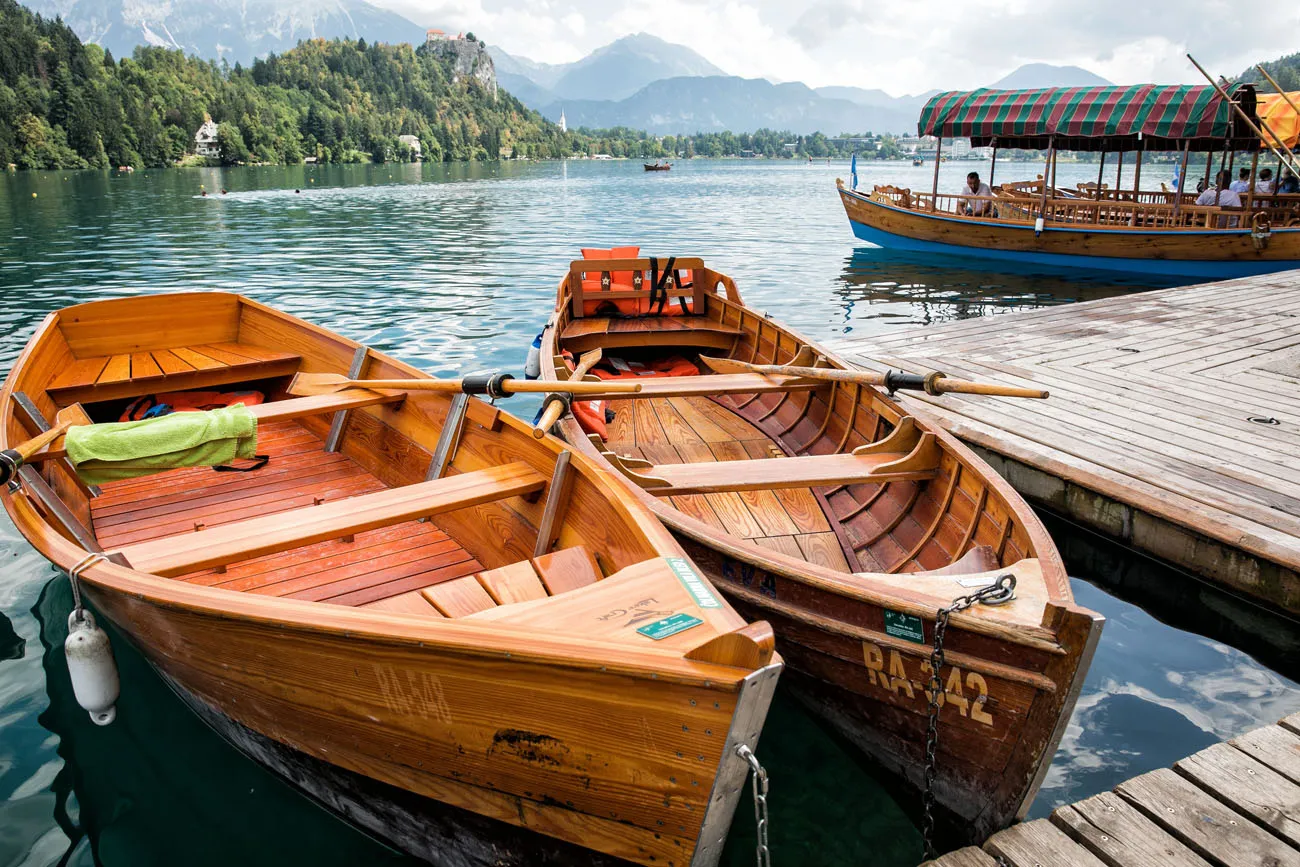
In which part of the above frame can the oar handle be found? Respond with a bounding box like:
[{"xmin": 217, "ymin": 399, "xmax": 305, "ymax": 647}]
[
  {"xmin": 933, "ymin": 378, "xmax": 1049, "ymax": 399},
  {"xmin": 532, "ymin": 351, "xmax": 606, "ymax": 438},
  {"xmin": 0, "ymin": 420, "xmax": 74, "ymax": 485}
]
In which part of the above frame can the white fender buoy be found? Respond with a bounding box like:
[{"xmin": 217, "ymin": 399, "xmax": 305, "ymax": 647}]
[
  {"xmin": 524, "ymin": 331, "xmax": 543, "ymax": 380},
  {"xmin": 1034, "ymin": 216, "xmax": 1045, "ymax": 237},
  {"xmin": 65, "ymin": 610, "xmax": 119, "ymax": 725}
]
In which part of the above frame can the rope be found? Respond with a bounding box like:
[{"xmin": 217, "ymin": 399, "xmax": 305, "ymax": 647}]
[{"xmin": 66, "ymin": 552, "xmax": 108, "ymax": 624}]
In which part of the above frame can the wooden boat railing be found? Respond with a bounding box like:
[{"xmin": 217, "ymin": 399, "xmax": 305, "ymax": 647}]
[{"xmin": 870, "ymin": 185, "xmax": 1300, "ymax": 230}]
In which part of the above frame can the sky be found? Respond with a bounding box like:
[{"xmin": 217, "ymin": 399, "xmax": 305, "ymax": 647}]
[{"xmin": 369, "ymin": 0, "xmax": 1300, "ymax": 95}]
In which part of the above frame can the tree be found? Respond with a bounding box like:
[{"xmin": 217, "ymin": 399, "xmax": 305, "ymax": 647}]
[{"xmin": 217, "ymin": 122, "xmax": 249, "ymax": 164}]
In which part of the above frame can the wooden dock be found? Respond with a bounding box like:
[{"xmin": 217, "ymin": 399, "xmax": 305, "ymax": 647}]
[
  {"xmin": 923, "ymin": 713, "xmax": 1300, "ymax": 866},
  {"xmin": 830, "ymin": 273, "xmax": 1300, "ymax": 615}
]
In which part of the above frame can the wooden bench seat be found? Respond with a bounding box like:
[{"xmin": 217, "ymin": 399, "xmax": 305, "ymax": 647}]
[
  {"xmin": 46, "ymin": 343, "xmax": 301, "ymax": 405},
  {"xmin": 641, "ymin": 449, "xmax": 940, "ymax": 495},
  {"xmin": 560, "ymin": 316, "xmax": 742, "ymax": 354},
  {"xmin": 111, "ymin": 462, "xmax": 547, "ymax": 577}
]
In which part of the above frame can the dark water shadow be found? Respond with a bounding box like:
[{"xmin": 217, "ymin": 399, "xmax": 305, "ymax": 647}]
[{"xmin": 1042, "ymin": 511, "xmax": 1300, "ymax": 674}]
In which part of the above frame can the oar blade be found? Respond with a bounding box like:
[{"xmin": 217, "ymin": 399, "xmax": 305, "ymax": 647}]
[
  {"xmin": 697, "ymin": 355, "xmax": 752, "ymax": 374},
  {"xmin": 287, "ymin": 372, "xmax": 353, "ymax": 396}
]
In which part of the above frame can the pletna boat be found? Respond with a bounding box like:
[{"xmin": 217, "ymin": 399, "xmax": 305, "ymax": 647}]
[
  {"xmin": 840, "ymin": 83, "xmax": 1300, "ymax": 278},
  {"xmin": 1, "ymin": 292, "xmax": 781, "ymax": 867},
  {"xmin": 645, "ymin": 162, "xmax": 673, "ymax": 171},
  {"xmin": 536, "ymin": 251, "xmax": 1104, "ymax": 844}
]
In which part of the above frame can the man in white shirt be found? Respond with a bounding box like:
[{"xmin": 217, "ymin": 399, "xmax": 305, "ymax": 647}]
[
  {"xmin": 959, "ymin": 172, "xmax": 994, "ymax": 216},
  {"xmin": 1195, "ymin": 170, "xmax": 1242, "ymax": 226},
  {"xmin": 1229, "ymin": 167, "xmax": 1251, "ymax": 193},
  {"xmin": 1256, "ymin": 168, "xmax": 1275, "ymax": 195}
]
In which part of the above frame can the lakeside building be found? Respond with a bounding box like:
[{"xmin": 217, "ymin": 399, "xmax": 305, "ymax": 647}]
[
  {"xmin": 194, "ymin": 118, "xmax": 220, "ymax": 158},
  {"xmin": 398, "ymin": 135, "xmax": 422, "ymax": 160}
]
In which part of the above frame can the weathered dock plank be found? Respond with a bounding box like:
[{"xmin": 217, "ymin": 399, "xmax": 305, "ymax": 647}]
[
  {"xmin": 830, "ymin": 275, "xmax": 1300, "ymax": 614},
  {"xmin": 1051, "ymin": 791, "xmax": 1211, "ymax": 867},
  {"xmin": 921, "ymin": 719, "xmax": 1300, "ymax": 866}
]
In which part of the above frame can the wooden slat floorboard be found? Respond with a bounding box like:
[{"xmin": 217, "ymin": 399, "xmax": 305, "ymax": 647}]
[{"xmin": 90, "ymin": 419, "xmax": 480, "ymax": 605}]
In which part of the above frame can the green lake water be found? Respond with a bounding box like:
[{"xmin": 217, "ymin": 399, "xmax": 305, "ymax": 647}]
[{"xmin": 1, "ymin": 159, "xmax": 1298, "ymax": 866}]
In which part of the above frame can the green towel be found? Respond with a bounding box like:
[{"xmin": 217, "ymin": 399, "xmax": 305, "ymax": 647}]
[{"xmin": 65, "ymin": 405, "xmax": 258, "ymax": 484}]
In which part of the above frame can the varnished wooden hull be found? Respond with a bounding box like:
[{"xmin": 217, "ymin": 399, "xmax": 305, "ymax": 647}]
[
  {"xmin": 542, "ymin": 258, "xmax": 1104, "ymax": 842},
  {"xmin": 839, "ymin": 185, "xmax": 1300, "ymax": 278},
  {"xmin": 3, "ymin": 292, "xmax": 782, "ymax": 867}
]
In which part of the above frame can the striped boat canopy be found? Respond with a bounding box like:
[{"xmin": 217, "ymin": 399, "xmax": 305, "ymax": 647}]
[{"xmin": 918, "ymin": 84, "xmax": 1261, "ymax": 151}]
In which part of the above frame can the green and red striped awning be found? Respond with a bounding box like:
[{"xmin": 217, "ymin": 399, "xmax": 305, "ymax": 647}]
[{"xmin": 918, "ymin": 84, "xmax": 1260, "ymax": 151}]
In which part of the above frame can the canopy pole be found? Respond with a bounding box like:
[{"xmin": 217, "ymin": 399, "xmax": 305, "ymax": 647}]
[
  {"xmin": 1039, "ymin": 137, "xmax": 1054, "ymax": 217},
  {"xmin": 1203, "ymin": 151, "xmax": 1213, "ymax": 188},
  {"xmin": 1216, "ymin": 144, "xmax": 1228, "ymax": 205},
  {"xmin": 1133, "ymin": 142, "xmax": 1143, "ymax": 195},
  {"xmin": 989, "ymin": 140, "xmax": 998, "ymax": 188},
  {"xmin": 1246, "ymin": 150, "xmax": 1259, "ymax": 209},
  {"xmin": 1096, "ymin": 151, "xmax": 1106, "ymax": 200},
  {"xmin": 930, "ymin": 136, "xmax": 942, "ymax": 211},
  {"xmin": 1173, "ymin": 140, "xmax": 1189, "ymax": 223},
  {"xmin": 1051, "ymin": 146, "xmax": 1059, "ymax": 191},
  {"xmin": 1187, "ymin": 53, "xmax": 1300, "ymax": 176},
  {"xmin": 1115, "ymin": 149, "xmax": 1124, "ymax": 193}
]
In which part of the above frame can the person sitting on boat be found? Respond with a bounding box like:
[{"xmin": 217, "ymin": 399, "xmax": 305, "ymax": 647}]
[
  {"xmin": 1195, "ymin": 170, "xmax": 1242, "ymax": 226},
  {"xmin": 1256, "ymin": 168, "xmax": 1275, "ymax": 195},
  {"xmin": 959, "ymin": 172, "xmax": 994, "ymax": 216},
  {"xmin": 1229, "ymin": 167, "xmax": 1252, "ymax": 194},
  {"xmin": 1279, "ymin": 169, "xmax": 1299, "ymax": 194}
]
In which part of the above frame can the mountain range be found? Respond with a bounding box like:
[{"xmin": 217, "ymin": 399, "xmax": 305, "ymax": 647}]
[{"xmin": 21, "ymin": 0, "xmax": 1113, "ymax": 134}]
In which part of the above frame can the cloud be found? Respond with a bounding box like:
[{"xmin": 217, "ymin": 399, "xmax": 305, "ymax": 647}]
[{"xmin": 367, "ymin": 0, "xmax": 1300, "ymax": 94}]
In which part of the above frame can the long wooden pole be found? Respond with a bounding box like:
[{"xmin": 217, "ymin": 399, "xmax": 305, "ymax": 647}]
[
  {"xmin": 532, "ymin": 349, "xmax": 604, "ymax": 438},
  {"xmin": 697, "ymin": 357, "xmax": 1049, "ymax": 399},
  {"xmin": 1188, "ymin": 54, "xmax": 1300, "ymax": 175},
  {"xmin": 1095, "ymin": 151, "xmax": 1106, "ymax": 200},
  {"xmin": 989, "ymin": 140, "xmax": 998, "ymax": 188},
  {"xmin": 1256, "ymin": 65, "xmax": 1300, "ymax": 119}
]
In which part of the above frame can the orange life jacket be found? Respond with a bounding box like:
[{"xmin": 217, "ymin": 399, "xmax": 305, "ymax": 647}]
[
  {"xmin": 589, "ymin": 356, "xmax": 700, "ymax": 379},
  {"xmin": 580, "ymin": 246, "xmax": 643, "ymax": 316},
  {"xmin": 120, "ymin": 390, "xmax": 265, "ymax": 422}
]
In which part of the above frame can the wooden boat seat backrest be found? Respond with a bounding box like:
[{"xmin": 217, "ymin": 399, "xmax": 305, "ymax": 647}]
[
  {"xmin": 567, "ymin": 256, "xmax": 709, "ymax": 320},
  {"xmin": 109, "ymin": 462, "xmax": 548, "ymax": 577}
]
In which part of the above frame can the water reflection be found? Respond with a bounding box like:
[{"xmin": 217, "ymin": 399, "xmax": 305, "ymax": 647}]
[{"xmin": 831, "ymin": 248, "xmax": 1179, "ymax": 330}]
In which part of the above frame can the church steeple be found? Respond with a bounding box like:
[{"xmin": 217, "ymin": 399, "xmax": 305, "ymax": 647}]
[{"xmin": 559, "ymin": 108, "xmax": 567, "ymax": 133}]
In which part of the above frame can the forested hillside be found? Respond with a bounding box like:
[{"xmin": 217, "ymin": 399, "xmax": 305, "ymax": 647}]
[
  {"xmin": 1237, "ymin": 52, "xmax": 1300, "ymax": 92},
  {"xmin": 0, "ymin": 0, "xmax": 573, "ymax": 168}
]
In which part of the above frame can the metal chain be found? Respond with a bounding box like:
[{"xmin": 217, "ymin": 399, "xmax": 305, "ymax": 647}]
[
  {"xmin": 921, "ymin": 573, "xmax": 1017, "ymax": 860},
  {"xmin": 737, "ymin": 744, "xmax": 771, "ymax": 867}
]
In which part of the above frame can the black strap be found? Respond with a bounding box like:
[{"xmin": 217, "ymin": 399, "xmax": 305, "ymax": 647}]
[
  {"xmin": 647, "ymin": 256, "xmax": 662, "ymax": 312},
  {"xmin": 652, "ymin": 256, "xmax": 676, "ymax": 315},
  {"xmin": 212, "ymin": 454, "xmax": 270, "ymax": 473}
]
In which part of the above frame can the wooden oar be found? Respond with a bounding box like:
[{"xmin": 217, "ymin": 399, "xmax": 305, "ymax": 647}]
[
  {"xmin": 698, "ymin": 356, "xmax": 1048, "ymax": 399},
  {"xmin": 532, "ymin": 349, "xmax": 604, "ymax": 438},
  {"xmin": 288, "ymin": 371, "xmax": 640, "ymax": 398},
  {"xmin": 0, "ymin": 412, "xmax": 81, "ymax": 485}
]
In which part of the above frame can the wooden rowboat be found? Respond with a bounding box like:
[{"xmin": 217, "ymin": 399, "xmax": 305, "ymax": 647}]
[
  {"xmin": 538, "ymin": 255, "xmax": 1104, "ymax": 843},
  {"xmin": 645, "ymin": 163, "xmax": 673, "ymax": 171},
  {"xmin": 1, "ymin": 292, "xmax": 782, "ymax": 867}
]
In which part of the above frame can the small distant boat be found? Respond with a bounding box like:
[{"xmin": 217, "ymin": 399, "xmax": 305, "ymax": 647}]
[
  {"xmin": 1, "ymin": 292, "xmax": 781, "ymax": 867},
  {"xmin": 841, "ymin": 83, "xmax": 1300, "ymax": 278},
  {"xmin": 912, "ymin": 158, "xmax": 923, "ymax": 166},
  {"xmin": 644, "ymin": 162, "xmax": 672, "ymax": 171}
]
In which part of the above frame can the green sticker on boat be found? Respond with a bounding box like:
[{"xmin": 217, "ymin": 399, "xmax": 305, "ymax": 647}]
[
  {"xmin": 637, "ymin": 613, "xmax": 705, "ymax": 640},
  {"xmin": 883, "ymin": 610, "xmax": 925, "ymax": 643},
  {"xmin": 667, "ymin": 557, "xmax": 721, "ymax": 609}
]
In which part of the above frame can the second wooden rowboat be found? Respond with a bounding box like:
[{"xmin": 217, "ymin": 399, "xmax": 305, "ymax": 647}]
[
  {"xmin": 1, "ymin": 292, "xmax": 782, "ymax": 867},
  {"xmin": 538, "ymin": 253, "xmax": 1104, "ymax": 843}
]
